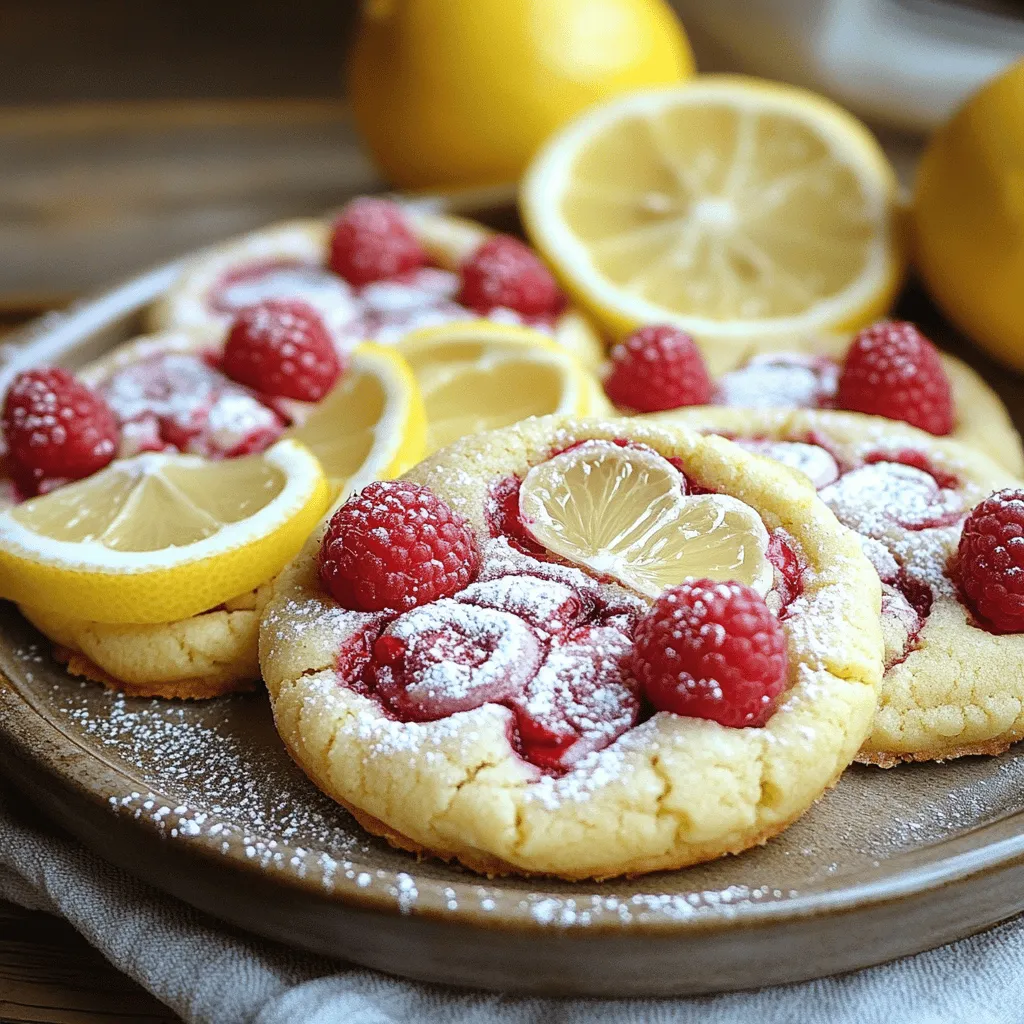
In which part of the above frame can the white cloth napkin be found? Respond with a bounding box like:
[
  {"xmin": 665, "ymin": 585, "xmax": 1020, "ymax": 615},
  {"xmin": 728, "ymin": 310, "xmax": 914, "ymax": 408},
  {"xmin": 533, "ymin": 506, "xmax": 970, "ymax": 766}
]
[{"xmin": 2, "ymin": 782, "xmax": 1023, "ymax": 1024}]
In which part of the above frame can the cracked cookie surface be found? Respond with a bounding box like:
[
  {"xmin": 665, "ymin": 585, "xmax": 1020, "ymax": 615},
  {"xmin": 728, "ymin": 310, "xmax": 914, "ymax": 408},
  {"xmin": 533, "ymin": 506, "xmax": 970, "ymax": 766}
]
[
  {"xmin": 260, "ymin": 415, "xmax": 883, "ymax": 879},
  {"xmin": 658, "ymin": 406, "xmax": 1024, "ymax": 764}
]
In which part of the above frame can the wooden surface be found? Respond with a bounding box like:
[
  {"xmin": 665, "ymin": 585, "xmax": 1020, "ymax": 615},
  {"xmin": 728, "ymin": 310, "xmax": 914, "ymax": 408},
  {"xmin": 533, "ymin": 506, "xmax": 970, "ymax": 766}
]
[
  {"xmin": 0, "ymin": 898, "xmax": 178, "ymax": 1023},
  {"xmin": 0, "ymin": 99, "xmax": 381, "ymax": 309}
]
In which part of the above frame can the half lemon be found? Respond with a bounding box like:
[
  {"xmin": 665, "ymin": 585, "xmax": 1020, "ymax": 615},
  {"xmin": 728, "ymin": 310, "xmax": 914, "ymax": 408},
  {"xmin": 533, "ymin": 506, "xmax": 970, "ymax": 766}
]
[{"xmin": 522, "ymin": 75, "xmax": 904, "ymax": 371}]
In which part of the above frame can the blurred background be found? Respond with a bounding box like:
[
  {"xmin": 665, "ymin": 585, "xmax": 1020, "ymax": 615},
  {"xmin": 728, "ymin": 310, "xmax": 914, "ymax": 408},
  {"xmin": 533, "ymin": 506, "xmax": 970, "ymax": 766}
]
[{"xmin": 1, "ymin": 0, "xmax": 1022, "ymax": 307}]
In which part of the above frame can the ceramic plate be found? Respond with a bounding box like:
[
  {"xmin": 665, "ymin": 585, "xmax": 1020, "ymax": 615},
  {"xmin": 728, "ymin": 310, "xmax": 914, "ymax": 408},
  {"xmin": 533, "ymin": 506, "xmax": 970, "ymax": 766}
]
[{"xmin": 2, "ymin": 236, "xmax": 1024, "ymax": 998}]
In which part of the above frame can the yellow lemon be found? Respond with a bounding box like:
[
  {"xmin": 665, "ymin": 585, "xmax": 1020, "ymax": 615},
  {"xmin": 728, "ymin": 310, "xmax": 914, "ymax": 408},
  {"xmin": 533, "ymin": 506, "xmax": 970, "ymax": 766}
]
[
  {"xmin": 522, "ymin": 75, "xmax": 904, "ymax": 371},
  {"xmin": 397, "ymin": 321, "xmax": 609, "ymax": 453},
  {"xmin": 0, "ymin": 440, "xmax": 330, "ymax": 624},
  {"xmin": 914, "ymin": 60, "xmax": 1024, "ymax": 371},
  {"xmin": 518, "ymin": 439, "xmax": 773, "ymax": 597},
  {"xmin": 284, "ymin": 343, "xmax": 426, "ymax": 499},
  {"xmin": 348, "ymin": 0, "xmax": 694, "ymax": 191}
]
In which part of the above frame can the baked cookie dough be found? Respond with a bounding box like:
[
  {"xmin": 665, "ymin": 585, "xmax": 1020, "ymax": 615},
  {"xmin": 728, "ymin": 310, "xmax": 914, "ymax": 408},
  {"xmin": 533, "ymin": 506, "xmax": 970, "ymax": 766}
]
[
  {"xmin": 260, "ymin": 415, "xmax": 883, "ymax": 879},
  {"xmin": 657, "ymin": 406, "xmax": 1024, "ymax": 764},
  {"xmin": 21, "ymin": 588, "xmax": 267, "ymax": 699},
  {"xmin": 148, "ymin": 208, "xmax": 604, "ymax": 370}
]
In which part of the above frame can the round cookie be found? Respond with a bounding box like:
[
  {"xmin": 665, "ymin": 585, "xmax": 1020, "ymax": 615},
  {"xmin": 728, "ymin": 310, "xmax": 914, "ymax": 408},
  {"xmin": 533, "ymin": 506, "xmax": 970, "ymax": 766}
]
[
  {"xmin": 21, "ymin": 588, "xmax": 267, "ymax": 699},
  {"xmin": 148, "ymin": 208, "xmax": 604, "ymax": 370},
  {"xmin": 260, "ymin": 415, "xmax": 883, "ymax": 879},
  {"xmin": 628, "ymin": 332, "xmax": 1023, "ymax": 475},
  {"xmin": 656, "ymin": 406, "xmax": 1024, "ymax": 765}
]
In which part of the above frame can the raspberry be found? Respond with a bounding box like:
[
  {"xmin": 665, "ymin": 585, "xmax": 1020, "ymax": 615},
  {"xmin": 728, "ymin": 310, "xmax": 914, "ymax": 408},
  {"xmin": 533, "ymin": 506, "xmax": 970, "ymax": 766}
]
[
  {"xmin": 222, "ymin": 299, "xmax": 343, "ymax": 402},
  {"xmin": 603, "ymin": 325, "xmax": 713, "ymax": 412},
  {"xmin": 457, "ymin": 235, "xmax": 564, "ymax": 316},
  {"xmin": 2, "ymin": 369, "xmax": 119, "ymax": 489},
  {"xmin": 319, "ymin": 480, "xmax": 480, "ymax": 611},
  {"xmin": 957, "ymin": 489, "xmax": 1024, "ymax": 632},
  {"xmin": 327, "ymin": 197, "xmax": 427, "ymax": 286},
  {"xmin": 631, "ymin": 580, "xmax": 789, "ymax": 727},
  {"xmin": 835, "ymin": 321, "xmax": 954, "ymax": 435}
]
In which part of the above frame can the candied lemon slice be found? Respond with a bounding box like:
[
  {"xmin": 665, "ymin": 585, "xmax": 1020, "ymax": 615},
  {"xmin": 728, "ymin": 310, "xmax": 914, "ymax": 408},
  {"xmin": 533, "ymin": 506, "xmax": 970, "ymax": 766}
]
[
  {"xmin": 399, "ymin": 321, "xmax": 610, "ymax": 454},
  {"xmin": 519, "ymin": 440, "xmax": 772, "ymax": 597},
  {"xmin": 0, "ymin": 439, "xmax": 329, "ymax": 624},
  {"xmin": 284, "ymin": 342, "xmax": 426, "ymax": 498},
  {"xmin": 521, "ymin": 75, "xmax": 904, "ymax": 363}
]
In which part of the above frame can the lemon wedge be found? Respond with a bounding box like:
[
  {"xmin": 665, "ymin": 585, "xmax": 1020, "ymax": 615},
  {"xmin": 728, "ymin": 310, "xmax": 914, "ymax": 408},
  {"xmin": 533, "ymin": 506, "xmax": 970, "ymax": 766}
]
[
  {"xmin": 284, "ymin": 342, "xmax": 426, "ymax": 498},
  {"xmin": 518, "ymin": 440, "xmax": 772, "ymax": 597},
  {"xmin": 0, "ymin": 439, "xmax": 329, "ymax": 624},
  {"xmin": 522, "ymin": 75, "xmax": 904, "ymax": 367},
  {"xmin": 398, "ymin": 321, "xmax": 610, "ymax": 454}
]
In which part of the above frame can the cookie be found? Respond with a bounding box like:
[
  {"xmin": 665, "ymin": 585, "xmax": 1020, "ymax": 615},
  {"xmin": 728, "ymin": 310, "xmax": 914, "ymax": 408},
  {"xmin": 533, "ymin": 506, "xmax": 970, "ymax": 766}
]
[
  {"xmin": 21, "ymin": 588, "xmax": 266, "ymax": 699},
  {"xmin": 148, "ymin": 208, "xmax": 604, "ymax": 370},
  {"xmin": 260, "ymin": 415, "xmax": 882, "ymax": 879},
  {"xmin": 706, "ymin": 337, "xmax": 1023, "ymax": 475},
  {"xmin": 656, "ymin": 406, "xmax": 1024, "ymax": 764}
]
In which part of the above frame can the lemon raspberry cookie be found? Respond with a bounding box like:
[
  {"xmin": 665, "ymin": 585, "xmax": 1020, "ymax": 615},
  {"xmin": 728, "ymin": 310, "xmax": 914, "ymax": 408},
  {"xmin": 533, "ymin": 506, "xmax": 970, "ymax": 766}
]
[
  {"xmin": 260, "ymin": 415, "xmax": 882, "ymax": 879},
  {"xmin": 657, "ymin": 405, "xmax": 1024, "ymax": 765},
  {"xmin": 603, "ymin": 321, "xmax": 1023, "ymax": 475},
  {"xmin": 149, "ymin": 197, "xmax": 604, "ymax": 370},
  {"xmin": 0, "ymin": 305, "xmax": 424, "ymax": 699}
]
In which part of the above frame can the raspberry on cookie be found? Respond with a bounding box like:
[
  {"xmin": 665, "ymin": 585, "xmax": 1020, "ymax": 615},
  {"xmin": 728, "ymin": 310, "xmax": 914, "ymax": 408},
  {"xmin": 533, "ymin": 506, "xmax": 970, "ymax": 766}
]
[
  {"xmin": 656, "ymin": 405, "xmax": 1024, "ymax": 765},
  {"xmin": 147, "ymin": 202, "xmax": 605, "ymax": 371},
  {"xmin": 260, "ymin": 415, "xmax": 883, "ymax": 879},
  {"xmin": 602, "ymin": 319, "xmax": 1023, "ymax": 475}
]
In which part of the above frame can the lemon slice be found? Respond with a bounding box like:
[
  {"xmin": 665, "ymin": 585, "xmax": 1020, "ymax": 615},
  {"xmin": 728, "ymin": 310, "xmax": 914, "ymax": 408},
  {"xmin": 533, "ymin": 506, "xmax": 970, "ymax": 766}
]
[
  {"xmin": 519, "ymin": 440, "xmax": 772, "ymax": 598},
  {"xmin": 522, "ymin": 75, "xmax": 904, "ymax": 364},
  {"xmin": 398, "ymin": 321, "xmax": 610, "ymax": 454},
  {"xmin": 0, "ymin": 439, "xmax": 329, "ymax": 624},
  {"xmin": 284, "ymin": 343, "xmax": 426, "ymax": 499}
]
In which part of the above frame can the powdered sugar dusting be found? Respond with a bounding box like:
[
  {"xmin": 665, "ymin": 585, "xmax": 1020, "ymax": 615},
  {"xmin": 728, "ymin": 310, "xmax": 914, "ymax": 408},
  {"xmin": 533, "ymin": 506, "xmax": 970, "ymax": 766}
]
[{"xmin": 715, "ymin": 353, "xmax": 839, "ymax": 409}]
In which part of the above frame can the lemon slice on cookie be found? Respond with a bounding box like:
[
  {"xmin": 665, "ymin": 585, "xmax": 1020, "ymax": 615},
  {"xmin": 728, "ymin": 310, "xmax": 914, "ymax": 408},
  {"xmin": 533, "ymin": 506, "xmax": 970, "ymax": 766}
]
[
  {"xmin": 522, "ymin": 75, "xmax": 904, "ymax": 362},
  {"xmin": 284, "ymin": 342, "xmax": 426, "ymax": 498},
  {"xmin": 398, "ymin": 321, "xmax": 609, "ymax": 454},
  {"xmin": 0, "ymin": 439, "xmax": 329, "ymax": 624},
  {"xmin": 519, "ymin": 440, "xmax": 773, "ymax": 597}
]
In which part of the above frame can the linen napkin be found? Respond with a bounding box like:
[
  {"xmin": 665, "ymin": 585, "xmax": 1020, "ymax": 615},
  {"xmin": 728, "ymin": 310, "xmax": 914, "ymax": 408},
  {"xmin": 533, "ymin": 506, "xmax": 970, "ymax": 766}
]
[{"xmin": 1, "ymin": 781, "xmax": 1022, "ymax": 1024}]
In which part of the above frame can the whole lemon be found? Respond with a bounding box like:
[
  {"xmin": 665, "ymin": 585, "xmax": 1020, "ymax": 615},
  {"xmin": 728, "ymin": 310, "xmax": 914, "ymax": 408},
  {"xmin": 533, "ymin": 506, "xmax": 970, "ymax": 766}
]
[
  {"xmin": 347, "ymin": 0, "xmax": 694, "ymax": 191},
  {"xmin": 914, "ymin": 60, "xmax": 1024, "ymax": 371}
]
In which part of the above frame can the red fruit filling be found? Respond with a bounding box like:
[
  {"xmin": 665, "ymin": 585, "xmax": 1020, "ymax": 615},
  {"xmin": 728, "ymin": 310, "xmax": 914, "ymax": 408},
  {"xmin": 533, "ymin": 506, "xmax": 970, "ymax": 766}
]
[
  {"xmin": 100, "ymin": 351, "xmax": 287, "ymax": 459},
  {"xmin": 767, "ymin": 531, "xmax": 805, "ymax": 610},
  {"xmin": 209, "ymin": 259, "xmax": 352, "ymax": 316}
]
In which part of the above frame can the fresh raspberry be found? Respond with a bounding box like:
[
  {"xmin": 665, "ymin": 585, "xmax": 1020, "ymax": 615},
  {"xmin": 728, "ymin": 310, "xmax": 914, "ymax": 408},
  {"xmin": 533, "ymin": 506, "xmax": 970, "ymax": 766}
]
[
  {"xmin": 2, "ymin": 369, "xmax": 119, "ymax": 489},
  {"xmin": 457, "ymin": 235, "xmax": 564, "ymax": 316},
  {"xmin": 603, "ymin": 325, "xmax": 713, "ymax": 412},
  {"xmin": 957, "ymin": 489, "xmax": 1024, "ymax": 632},
  {"xmin": 319, "ymin": 480, "xmax": 480, "ymax": 611},
  {"xmin": 835, "ymin": 321, "xmax": 954, "ymax": 435},
  {"xmin": 327, "ymin": 197, "xmax": 427, "ymax": 286},
  {"xmin": 631, "ymin": 580, "xmax": 789, "ymax": 728},
  {"xmin": 222, "ymin": 299, "xmax": 343, "ymax": 402}
]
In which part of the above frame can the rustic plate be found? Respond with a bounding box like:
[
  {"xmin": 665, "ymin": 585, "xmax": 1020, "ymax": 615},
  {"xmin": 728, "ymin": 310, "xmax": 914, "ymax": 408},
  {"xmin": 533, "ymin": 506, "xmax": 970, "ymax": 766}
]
[{"xmin": 2, "ymin": 230, "xmax": 1024, "ymax": 998}]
